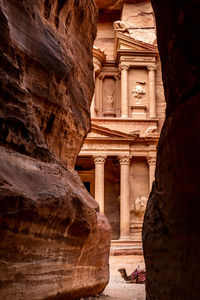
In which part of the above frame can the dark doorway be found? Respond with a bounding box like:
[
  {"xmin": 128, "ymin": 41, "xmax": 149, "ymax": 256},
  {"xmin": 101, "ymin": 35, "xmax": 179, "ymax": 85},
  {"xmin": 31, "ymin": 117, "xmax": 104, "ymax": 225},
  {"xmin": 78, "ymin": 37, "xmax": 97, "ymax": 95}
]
[{"xmin": 83, "ymin": 181, "xmax": 90, "ymax": 193}]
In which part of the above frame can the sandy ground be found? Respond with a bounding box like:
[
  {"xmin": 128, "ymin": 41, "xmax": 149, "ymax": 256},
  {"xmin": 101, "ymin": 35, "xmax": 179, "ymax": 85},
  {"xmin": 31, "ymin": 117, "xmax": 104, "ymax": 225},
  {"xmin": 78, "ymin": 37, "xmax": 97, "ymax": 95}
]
[{"xmin": 99, "ymin": 255, "xmax": 146, "ymax": 300}]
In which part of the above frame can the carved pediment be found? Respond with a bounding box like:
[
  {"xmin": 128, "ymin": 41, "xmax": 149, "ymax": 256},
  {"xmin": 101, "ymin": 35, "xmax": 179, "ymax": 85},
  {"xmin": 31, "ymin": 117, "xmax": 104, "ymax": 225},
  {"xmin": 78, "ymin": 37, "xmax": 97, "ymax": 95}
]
[
  {"xmin": 115, "ymin": 32, "xmax": 158, "ymax": 60},
  {"xmin": 86, "ymin": 124, "xmax": 139, "ymax": 141}
]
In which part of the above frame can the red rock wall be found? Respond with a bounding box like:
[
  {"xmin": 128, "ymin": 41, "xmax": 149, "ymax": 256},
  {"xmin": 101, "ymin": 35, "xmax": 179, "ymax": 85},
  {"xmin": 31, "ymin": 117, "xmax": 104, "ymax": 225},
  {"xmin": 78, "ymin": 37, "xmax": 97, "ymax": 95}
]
[
  {"xmin": 143, "ymin": 1, "xmax": 200, "ymax": 299},
  {"xmin": 0, "ymin": 0, "xmax": 111, "ymax": 299},
  {"xmin": 0, "ymin": 0, "xmax": 97, "ymax": 169}
]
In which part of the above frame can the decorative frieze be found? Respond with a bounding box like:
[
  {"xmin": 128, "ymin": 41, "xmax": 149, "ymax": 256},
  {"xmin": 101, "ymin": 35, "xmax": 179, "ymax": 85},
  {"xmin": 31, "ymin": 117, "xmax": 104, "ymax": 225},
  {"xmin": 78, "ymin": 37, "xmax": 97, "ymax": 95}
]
[{"xmin": 120, "ymin": 56, "xmax": 156, "ymax": 63}]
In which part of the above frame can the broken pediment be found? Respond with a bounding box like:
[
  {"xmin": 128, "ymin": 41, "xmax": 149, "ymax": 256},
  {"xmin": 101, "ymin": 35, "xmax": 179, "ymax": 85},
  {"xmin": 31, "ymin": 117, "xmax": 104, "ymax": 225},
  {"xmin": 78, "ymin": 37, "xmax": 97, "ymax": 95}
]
[
  {"xmin": 86, "ymin": 124, "xmax": 139, "ymax": 141},
  {"xmin": 115, "ymin": 31, "xmax": 158, "ymax": 60}
]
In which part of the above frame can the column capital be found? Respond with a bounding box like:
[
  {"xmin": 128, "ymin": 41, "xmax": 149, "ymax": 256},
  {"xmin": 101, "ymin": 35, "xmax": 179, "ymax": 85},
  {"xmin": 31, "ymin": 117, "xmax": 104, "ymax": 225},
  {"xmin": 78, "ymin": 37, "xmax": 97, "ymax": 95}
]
[
  {"xmin": 147, "ymin": 65, "xmax": 157, "ymax": 71},
  {"xmin": 147, "ymin": 156, "xmax": 156, "ymax": 165},
  {"xmin": 119, "ymin": 63, "xmax": 129, "ymax": 72},
  {"xmin": 94, "ymin": 155, "xmax": 106, "ymax": 164},
  {"xmin": 114, "ymin": 73, "xmax": 121, "ymax": 80},
  {"xmin": 99, "ymin": 73, "xmax": 106, "ymax": 80},
  {"xmin": 118, "ymin": 155, "xmax": 131, "ymax": 165}
]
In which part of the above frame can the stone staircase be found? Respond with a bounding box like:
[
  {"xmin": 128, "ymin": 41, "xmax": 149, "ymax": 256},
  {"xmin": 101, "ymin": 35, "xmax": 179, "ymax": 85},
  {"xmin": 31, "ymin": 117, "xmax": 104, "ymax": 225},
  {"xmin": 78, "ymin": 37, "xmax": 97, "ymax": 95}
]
[{"xmin": 110, "ymin": 239, "xmax": 143, "ymax": 256}]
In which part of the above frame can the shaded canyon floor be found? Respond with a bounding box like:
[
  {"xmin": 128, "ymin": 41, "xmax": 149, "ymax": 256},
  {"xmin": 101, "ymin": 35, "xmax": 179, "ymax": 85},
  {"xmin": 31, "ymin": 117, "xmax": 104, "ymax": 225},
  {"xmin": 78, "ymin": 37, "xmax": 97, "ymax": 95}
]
[{"xmin": 81, "ymin": 255, "xmax": 145, "ymax": 300}]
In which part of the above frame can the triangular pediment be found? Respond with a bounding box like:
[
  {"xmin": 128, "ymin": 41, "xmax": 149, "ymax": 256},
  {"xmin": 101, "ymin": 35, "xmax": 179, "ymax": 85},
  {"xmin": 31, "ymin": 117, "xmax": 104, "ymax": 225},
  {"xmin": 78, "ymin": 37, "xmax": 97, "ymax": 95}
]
[
  {"xmin": 115, "ymin": 32, "xmax": 158, "ymax": 57},
  {"xmin": 86, "ymin": 124, "xmax": 138, "ymax": 141}
]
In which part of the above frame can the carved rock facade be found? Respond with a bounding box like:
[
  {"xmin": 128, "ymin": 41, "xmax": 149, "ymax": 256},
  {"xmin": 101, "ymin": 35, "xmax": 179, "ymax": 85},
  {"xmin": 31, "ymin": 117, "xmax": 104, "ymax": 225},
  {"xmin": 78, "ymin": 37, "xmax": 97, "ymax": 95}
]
[
  {"xmin": 76, "ymin": 0, "xmax": 166, "ymax": 251},
  {"xmin": 0, "ymin": 0, "xmax": 111, "ymax": 299}
]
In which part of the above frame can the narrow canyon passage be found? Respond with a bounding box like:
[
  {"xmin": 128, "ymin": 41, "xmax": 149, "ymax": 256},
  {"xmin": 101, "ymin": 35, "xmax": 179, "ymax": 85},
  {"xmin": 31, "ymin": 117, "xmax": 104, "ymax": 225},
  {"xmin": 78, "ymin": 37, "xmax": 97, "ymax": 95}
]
[
  {"xmin": 2, "ymin": 0, "xmax": 199, "ymax": 299},
  {"xmin": 0, "ymin": 0, "xmax": 163, "ymax": 298}
]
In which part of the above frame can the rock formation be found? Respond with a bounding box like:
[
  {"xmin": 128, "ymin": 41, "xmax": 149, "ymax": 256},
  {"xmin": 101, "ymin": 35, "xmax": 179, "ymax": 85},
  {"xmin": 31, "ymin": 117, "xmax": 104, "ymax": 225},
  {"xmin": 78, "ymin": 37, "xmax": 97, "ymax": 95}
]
[
  {"xmin": 0, "ymin": 0, "xmax": 111, "ymax": 299},
  {"xmin": 143, "ymin": 1, "xmax": 200, "ymax": 299}
]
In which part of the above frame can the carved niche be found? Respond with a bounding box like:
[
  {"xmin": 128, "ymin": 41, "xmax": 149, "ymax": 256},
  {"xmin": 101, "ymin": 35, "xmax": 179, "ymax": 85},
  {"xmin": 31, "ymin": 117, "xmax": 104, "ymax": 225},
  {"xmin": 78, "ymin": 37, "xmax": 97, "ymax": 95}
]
[
  {"xmin": 129, "ymin": 67, "xmax": 148, "ymax": 119},
  {"xmin": 131, "ymin": 81, "xmax": 146, "ymax": 105},
  {"xmin": 103, "ymin": 77, "xmax": 116, "ymax": 117}
]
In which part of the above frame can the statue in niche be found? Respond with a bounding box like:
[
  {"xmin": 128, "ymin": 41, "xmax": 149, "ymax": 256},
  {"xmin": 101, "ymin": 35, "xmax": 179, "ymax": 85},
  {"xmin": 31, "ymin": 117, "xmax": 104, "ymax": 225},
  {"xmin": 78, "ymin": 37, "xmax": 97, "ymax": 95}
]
[
  {"xmin": 104, "ymin": 89, "xmax": 115, "ymax": 111},
  {"xmin": 130, "ymin": 196, "xmax": 147, "ymax": 216},
  {"xmin": 131, "ymin": 81, "xmax": 146, "ymax": 104}
]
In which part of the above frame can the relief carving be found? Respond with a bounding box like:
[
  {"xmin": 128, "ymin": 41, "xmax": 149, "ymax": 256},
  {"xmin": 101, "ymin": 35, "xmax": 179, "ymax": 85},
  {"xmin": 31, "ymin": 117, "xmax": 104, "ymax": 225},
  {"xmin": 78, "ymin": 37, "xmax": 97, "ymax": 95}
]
[
  {"xmin": 146, "ymin": 126, "xmax": 157, "ymax": 134},
  {"xmin": 130, "ymin": 196, "xmax": 147, "ymax": 216},
  {"xmin": 104, "ymin": 89, "xmax": 114, "ymax": 111},
  {"xmin": 131, "ymin": 81, "xmax": 146, "ymax": 104},
  {"xmin": 103, "ymin": 78, "xmax": 116, "ymax": 117},
  {"xmin": 113, "ymin": 21, "xmax": 129, "ymax": 33}
]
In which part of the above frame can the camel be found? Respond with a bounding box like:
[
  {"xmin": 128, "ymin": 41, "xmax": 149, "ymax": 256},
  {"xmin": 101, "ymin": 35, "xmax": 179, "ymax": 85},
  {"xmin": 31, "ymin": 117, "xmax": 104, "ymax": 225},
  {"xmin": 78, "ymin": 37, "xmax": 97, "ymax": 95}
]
[{"xmin": 118, "ymin": 267, "xmax": 146, "ymax": 284}]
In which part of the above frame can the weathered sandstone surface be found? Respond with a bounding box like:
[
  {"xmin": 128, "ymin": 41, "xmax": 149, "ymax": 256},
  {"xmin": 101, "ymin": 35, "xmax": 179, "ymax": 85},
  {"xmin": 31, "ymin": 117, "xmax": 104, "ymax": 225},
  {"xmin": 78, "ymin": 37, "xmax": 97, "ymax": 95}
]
[
  {"xmin": 0, "ymin": 0, "xmax": 111, "ymax": 299},
  {"xmin": 143, "ymin": 1, "xmax": 200, "ymax": 299}
]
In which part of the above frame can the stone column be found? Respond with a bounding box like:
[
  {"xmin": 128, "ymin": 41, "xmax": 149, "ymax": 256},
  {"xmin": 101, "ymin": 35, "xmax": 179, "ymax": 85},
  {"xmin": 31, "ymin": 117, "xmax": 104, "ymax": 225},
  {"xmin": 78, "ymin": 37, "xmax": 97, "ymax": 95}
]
[
  {"xmin": 90, "ymin": 95, "xmax": 95, "ymax": 118},
  {"xmin": 94, "ymin": 155, "xmax": 106, "ymax": 213},
  {"xmin": 114, "ymin": 74, "xmax": 120, "ymax": 117},
  {"xmin": 147, "ymin": 156, "xmax": 156, "ymax": 191},
  {"xmin": 99, "ymin": 75, "xmax": 104, "ymax": 117},
  {"xmin": 119, "ymin": 63, "xmax": 129, "ymax": 118},
  {"xmin": 148, "ymin": 65, "xmax": 157, "ymax": 118},
  {"xmin": 95, "ymin": 76, "xmax": 100, "ymax": 115},
  {"xmin": 119, "ymin": 155, "xmax": 131, "ymax": 239}
]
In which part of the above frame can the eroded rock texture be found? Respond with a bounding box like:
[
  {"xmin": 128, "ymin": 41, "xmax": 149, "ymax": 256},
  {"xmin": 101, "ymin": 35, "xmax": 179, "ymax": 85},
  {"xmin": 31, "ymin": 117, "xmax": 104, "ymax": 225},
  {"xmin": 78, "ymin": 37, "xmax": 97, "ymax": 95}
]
[
  {"xmin": 143, "ymin": 1, "xmax": 200, "ymax": 299},
  {"xmin": 0, "ymin": 0, "xmax": 111, "ymax": 299}
]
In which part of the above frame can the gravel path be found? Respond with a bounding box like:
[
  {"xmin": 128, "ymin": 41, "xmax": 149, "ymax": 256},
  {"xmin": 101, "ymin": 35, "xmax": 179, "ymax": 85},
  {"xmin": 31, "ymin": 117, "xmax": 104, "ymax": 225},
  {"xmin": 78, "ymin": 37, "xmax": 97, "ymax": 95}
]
[{"xmin": 100, "ymin": 255, "xmax": 146, "ymax": 300}]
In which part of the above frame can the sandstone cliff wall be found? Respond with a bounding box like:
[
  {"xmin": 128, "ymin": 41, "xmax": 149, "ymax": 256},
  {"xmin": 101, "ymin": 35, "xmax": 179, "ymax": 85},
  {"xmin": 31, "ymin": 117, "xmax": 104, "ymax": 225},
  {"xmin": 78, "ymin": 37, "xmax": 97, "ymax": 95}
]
[
  {"xmin": 143, "ymin": 1, "xmax": 200, "ymax": 299},
  {"xmin": 0, "ymin": 0, "xmax": 111, "ymax": 299}
]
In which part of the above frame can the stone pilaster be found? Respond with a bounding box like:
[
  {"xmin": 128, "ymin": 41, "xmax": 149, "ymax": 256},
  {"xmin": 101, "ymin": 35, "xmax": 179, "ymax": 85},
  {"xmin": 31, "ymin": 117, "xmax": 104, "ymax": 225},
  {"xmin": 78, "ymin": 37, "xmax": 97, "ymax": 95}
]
[
  {"xmin": 119, "ymin": 63, "xmax": 129, "ymax": 118},
  {"xmin": 148, "ymin": 65, "xmax": 157, "ymax": 118},
  {"xmin": 147, "ymin": 156, "xmax": 156, "ymax": 191},
  {"xmin": 99, "ymin": 74, "xmax": 104, "ymax": 117},
  {"xmin": 119, "ymin": 155, "xmax": 131, "ymax": 239},
  {"xmin": 94, "ymin": 155, "xmax": 106, "ymax": 213},
  {"xmin": 94, "ymin": 76, "xmax": 100, "ymax": 116}
]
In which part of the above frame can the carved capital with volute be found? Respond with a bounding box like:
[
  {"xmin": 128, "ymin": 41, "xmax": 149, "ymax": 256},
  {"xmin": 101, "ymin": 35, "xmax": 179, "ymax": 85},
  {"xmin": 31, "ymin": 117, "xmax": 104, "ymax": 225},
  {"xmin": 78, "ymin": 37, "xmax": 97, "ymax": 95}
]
[
  {"xmin": 147, "ymin": 65, "xmax": 157, "ymax": 71},
  {"xmin": 119, "ymin": 63, "xmax": 129, "ymax": 72},
  {"xmin": 118, "ymin": 155, "xmax": 131, "ymax": 165},
  {"xmin": 114, "ymin": 73, "xmax": 121, "ymax": 80},
  {"xmin": 99, "ymin": 73, "xmax": 106, "ymax": 80},
  {"xmin": 94, "ymin": 155, "xmax": 106, "ymax": 165},
  {"xmin": 147, "ymin": 156, "xmax": 156, "ymax": 165}
]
